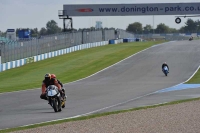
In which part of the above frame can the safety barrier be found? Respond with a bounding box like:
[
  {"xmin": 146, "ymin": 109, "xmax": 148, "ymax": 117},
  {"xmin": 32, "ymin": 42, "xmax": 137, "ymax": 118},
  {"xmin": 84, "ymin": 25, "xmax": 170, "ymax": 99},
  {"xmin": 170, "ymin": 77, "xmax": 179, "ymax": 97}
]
[
  {"xmin": 123, "ymin": 38, "xmax": 143, "ymax": 42},
  {"xmin": 0, "ymin": 41, "xmax": 109, "ymax": 72},
  {"xmin": 109, "ymin": 39, "xmax": 123, "ymax": 44}
]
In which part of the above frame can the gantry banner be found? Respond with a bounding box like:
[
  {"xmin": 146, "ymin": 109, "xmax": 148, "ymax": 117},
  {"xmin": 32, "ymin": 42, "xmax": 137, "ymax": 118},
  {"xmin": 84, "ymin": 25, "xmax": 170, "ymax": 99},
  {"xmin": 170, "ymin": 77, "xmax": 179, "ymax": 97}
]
[{"xmin": 63, "ymin": 3, "xmax": 200, "ymax": 16}]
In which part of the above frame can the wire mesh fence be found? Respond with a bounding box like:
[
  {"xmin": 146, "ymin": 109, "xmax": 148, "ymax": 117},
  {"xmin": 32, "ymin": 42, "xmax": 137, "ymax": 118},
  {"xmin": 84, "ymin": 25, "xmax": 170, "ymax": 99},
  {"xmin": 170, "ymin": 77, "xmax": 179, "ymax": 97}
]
[
  {"xmin": 0, "ymin": 29, "xmax": 131, "ymax": 63},
  {"xmin": 116, "ymin": 29, "xmax": 135, "ymax": 39},
  {"xmin": 135, "ymin": 33, "xmax": 191, "ymax": 41},
  {"xmin": 1, "ymin": 29, "xmax": 191, "ymax": 64}
]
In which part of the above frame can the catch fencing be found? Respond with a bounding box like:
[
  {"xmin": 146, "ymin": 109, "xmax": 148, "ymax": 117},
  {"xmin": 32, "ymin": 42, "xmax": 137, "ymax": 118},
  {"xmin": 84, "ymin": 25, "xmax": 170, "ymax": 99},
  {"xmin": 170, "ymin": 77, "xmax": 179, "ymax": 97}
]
[
  {"xmin": 1, "ymin": 29, "xmax": 192, "ymax": 64},
  {"xmin": 0, "ymin": 29, "xmax": 131, "ymax": 63},
  {"xmin": 135, "ymin": 33, "xmax": 191, "ymax": 41},
  {"xmin": 116, "ymin": 29, "xmax": 135, "ymax": 39}
]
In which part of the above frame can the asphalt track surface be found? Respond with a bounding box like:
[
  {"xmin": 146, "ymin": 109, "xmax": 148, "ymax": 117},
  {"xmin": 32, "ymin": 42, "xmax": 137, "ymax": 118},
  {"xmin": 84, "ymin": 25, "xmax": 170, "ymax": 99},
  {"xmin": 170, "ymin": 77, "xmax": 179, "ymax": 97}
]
[{"xmin": 1, "ymin": 40, "xmax": 200, "ymax": 130}]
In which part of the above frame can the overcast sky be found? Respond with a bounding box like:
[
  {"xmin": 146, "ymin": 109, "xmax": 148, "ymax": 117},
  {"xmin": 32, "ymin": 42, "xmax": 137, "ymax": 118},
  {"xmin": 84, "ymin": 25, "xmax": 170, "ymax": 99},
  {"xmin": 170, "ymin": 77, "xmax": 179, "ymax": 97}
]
[{"xmin": 0, "ymin": 0, "xmax": 200, "ymax": 32}]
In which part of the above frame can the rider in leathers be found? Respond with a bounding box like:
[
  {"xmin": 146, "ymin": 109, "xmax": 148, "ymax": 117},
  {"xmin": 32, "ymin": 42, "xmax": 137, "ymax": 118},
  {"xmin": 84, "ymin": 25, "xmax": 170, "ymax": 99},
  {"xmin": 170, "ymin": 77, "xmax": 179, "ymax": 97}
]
[
  {"xmin": 40, "ymin": 73, "xmax": 64, "ymax": 100},
  {"xmin": 162, "ymin": 62, "xmax": 169, "ymax": 72}
]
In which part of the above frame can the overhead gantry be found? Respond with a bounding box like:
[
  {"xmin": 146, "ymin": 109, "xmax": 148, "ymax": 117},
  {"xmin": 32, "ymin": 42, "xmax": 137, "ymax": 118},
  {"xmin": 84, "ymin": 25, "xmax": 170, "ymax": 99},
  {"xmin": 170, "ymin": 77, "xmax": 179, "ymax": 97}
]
[{"xmin": 59, "ymin": 2, "xmax": 200, "ymax": 31}]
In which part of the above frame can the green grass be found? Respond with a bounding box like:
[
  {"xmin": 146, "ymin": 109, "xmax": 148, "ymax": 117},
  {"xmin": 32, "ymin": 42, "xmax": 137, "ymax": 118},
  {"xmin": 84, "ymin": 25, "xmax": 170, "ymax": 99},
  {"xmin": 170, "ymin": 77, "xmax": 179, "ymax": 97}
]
[
  {"xmin": 0, "ymin": 41, "xmax": 166, "ymax": 93},
  {"xmin": 186, "ymin": 69, "xmax": 200, "ymax": 84},
  {"xmin": 179, "ymin": 39, "xmax": 200, "ymax": 84},
  {"xmin": 2, "ymin": 40, "xmax": 200, "ymax": 133},
  {"xmin": 1, "ymin": 97, "xmax": 200, "ymax": 133}
]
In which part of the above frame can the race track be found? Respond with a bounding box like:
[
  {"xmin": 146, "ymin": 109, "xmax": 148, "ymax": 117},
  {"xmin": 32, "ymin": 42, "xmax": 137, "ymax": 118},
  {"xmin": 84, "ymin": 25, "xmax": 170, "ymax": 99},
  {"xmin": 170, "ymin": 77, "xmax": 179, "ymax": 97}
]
[{"xmin": 1, "ymin": 40, "xmax": 200, "ymax": 130}]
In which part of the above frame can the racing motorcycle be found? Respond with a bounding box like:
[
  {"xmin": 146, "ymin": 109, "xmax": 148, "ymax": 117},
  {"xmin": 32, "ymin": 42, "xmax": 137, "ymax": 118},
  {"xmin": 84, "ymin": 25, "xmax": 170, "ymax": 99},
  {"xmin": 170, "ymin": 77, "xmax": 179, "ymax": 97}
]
[
  {"xmin": 189, "ymin": 37, "xmax": 193, "ymax": 41},
  {"xmin": 46, "ymin": 85, "xmax": 66, "ymax": 112},
  {"xmin": 162, "ymin": 66, "xmax": 169, "ymax": 76}
]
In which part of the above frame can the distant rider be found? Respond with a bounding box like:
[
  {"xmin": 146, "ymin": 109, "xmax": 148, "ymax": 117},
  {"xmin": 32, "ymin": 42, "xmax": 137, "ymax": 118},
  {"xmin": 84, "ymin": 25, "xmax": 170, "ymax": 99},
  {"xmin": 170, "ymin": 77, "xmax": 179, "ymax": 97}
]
[
  {"xmin": 40, "ymin": 73, "xmax": 64, "ymax": 101},
  {"xmin": 162, "ymin": 62, "xmax": 169, "ymax": 72}
]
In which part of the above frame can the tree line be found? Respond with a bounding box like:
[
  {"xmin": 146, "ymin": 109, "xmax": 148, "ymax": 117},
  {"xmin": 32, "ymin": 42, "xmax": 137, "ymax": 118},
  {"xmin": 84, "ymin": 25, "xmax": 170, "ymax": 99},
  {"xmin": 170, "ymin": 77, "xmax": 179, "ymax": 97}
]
[
  {"xmin": 0, "ymin": 20, "xmax": 62, "ymax": 37},
  {"xmin": 0, "ymin": 20, "xmax": 116, "ymax": 38},
  {"xmin": 126, "ymin": 19, "xmax": 200, "ymax": 34},
  {"xmin": 1, "ymin": 18, "xmax": 199, "ymax": 37}
]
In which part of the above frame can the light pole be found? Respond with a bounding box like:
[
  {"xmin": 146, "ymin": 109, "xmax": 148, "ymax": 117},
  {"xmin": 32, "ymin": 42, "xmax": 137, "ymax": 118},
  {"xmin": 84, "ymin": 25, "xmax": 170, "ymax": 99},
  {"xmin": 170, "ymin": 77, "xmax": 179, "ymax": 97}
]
[{"xmin": 153, "ymin": 15, "xmax": 155, "ymax": 34}]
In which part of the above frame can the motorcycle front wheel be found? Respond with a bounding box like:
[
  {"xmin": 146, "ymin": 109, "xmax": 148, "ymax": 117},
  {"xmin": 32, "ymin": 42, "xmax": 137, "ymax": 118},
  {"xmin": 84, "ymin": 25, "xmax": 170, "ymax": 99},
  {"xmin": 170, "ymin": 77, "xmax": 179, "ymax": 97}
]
[{"xmin": 52, "ymin": 97, "xmax": 61, "ymax": 112}]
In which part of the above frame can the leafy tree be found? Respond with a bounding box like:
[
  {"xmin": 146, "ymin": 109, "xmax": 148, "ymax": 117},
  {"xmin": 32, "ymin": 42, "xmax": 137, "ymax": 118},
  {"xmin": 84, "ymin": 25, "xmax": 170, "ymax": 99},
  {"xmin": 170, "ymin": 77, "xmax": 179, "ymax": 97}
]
[
  {"xmin": 72, "ymin": 28, "xmax": 77, "ymax": 31},
  {"xmin": 0, "ymin": 30, "xmax": 6, "ymax": 37},
  {"xmin": 31, "ymin": 28, "xmax": 38, "ymax": 34},
  {"xmin": 126, "ymin": 22, "xmax": 143, "ymax": 34},
  {"xmin": 184, "ymin": 19, "xmax": 196, "ymax": 33},
  {"xmin": 196, "ymin": 20, "xmax": 200, "ymax": 33},
  {"xmin": 109, "ymin": 27, "xmax": 115, "ymax": 30},
  {"xmin": 178, "ymin": 19, "xmax": 200, "ymax": 33},
  {"xmin": 169, "ymin": 28, "xmax": 178, "ymax": 33},
  {"xmin": 143, "ymin": 24, "xmax": 152, "ymax": 33},
  {"xmin": 179, "ymin": 26, "xmax": 185, "ymax": 33},
  {"xmin": 90, "ymin": 27, "xmax": 95, "ymax": 30},
  {"xmin": 46, "ymin": 20, "xmax": 62, "ymax": 35},
  {"xmin": 30, "ymin": 28, "xmax": 38, "ymax": 37},
  {"xmin": 155, "ymin": 23, "xmax": 170, "ymax": 33},
  {"xmin": 39, "ymin": 27, "xmax": 47, "ymax": 35}
]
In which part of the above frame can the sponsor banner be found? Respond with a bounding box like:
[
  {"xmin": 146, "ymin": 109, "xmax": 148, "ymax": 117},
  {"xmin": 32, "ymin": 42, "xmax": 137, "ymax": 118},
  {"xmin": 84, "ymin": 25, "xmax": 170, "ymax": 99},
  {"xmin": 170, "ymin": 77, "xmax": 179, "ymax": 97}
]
[
  {"xmin": 26, "ymin": 57, "xmax": 34, "ymax": 64},
  {"xmin": 63, "ymin": 3, "xmax": 200, "ymax": 16}
]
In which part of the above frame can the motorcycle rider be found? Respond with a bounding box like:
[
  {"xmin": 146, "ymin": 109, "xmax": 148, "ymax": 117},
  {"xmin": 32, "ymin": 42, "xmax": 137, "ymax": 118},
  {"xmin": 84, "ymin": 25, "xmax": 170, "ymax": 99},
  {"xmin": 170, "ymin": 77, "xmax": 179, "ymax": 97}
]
[
  {"xmin": 40, "ymin": 73, "xmax": 64, "ymax": 101},
  {"xmin": 51, "ymin": 74, "xmax": 63, "ymax": 87},
  {"xmin": 189, "ymin": 36, "xmax": 193, "ymax": 41},
  {"xmin": 162, "ymin": 62, "xmax": 169, "ymax": 72},
  {"xmin": 51, "ymin": 74, "xmax": 66, "ymax": 95}
]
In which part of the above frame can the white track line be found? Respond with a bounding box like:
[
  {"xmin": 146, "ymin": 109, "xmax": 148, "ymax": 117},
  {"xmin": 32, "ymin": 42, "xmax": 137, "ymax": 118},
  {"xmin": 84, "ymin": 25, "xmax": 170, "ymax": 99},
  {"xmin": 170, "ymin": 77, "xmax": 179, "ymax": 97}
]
[
  {"xmin": 1, "ymin": 92, "xmax": 156, "ymax": 130},
  {"xmin": 4, "ymin": 41, "xmax": 193, "ymax": 130},
  {"xmin": 13, "ymin": 62, "xmax": 200, "ymax": 130},
  {"xmin": 0, "ymin": 41, "xmax": 172, "ymax": 95},
  {"xmin": 154, "ymin": 65, "xmax": 200, "ymax": 94}
]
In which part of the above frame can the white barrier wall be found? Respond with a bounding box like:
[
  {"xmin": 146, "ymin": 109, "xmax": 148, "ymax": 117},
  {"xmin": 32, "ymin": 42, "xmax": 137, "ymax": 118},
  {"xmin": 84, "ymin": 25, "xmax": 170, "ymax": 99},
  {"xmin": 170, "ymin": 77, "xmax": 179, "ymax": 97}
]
[
  {"xmin": 115, "ymin": 39, "xmax": 123, "ymax": 44},
  {"xmin": 0, "ymin": 41, "xmax": 109, "ymax": 72},
  {"xmin": 109, "ymin": 39, "xmax": 124, "ymax": 44}
]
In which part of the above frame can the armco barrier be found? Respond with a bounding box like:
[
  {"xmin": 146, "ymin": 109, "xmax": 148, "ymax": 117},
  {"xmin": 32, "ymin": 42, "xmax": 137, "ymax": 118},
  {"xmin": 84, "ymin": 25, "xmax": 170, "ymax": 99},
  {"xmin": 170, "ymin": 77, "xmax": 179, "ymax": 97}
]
[
  {"xmin": 123, "ymin": 38, "xmax": 136, "ymax": 42},
  {"xmin": 109, "ymin": 40, "xmax": 115, "ymax": 44},
  {"xmin": 109, "ymin": 39, "xmax": 123, "ymax": 44},
  {"xmin": 0, "ymin": 41, "xmax": 109, "ymax": 72},
  {"xmin": 123, "ymin": 38, "xmax": 143, "ymax": 42},
  {"xmin": 115, "ymin": 39, "xmax": 123, "ymax": 44}
]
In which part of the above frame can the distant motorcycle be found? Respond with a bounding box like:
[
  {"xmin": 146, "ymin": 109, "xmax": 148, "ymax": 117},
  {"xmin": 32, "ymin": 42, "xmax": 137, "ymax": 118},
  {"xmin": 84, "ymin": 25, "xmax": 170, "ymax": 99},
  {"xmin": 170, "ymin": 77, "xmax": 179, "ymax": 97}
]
[
  {"xmin": 189, "ymin": 37, "xmax": 193, "ymax": 41},
  {"xmin": 46, "ymin": 85, "xmax": 65, "ymax": 112},
  {"xmin": 162, "ymin": 66, "xmax": 169, "ymax": 76}
]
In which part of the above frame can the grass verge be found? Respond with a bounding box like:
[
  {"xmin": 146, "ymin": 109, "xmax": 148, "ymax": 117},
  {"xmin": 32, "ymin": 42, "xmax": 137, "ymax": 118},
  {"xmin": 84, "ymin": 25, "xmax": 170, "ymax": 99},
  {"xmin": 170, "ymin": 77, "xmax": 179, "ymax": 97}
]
[
  {"xmin": 1, "ymin": 97, "xmax": 200, "ymax": 133},
  {"xmin": 186, "ymin": 67, "xmax": 200, "ymax": 84},
  {"xmin": 0, "ymin": 40, "xmax": 166, "ymax": 93}
]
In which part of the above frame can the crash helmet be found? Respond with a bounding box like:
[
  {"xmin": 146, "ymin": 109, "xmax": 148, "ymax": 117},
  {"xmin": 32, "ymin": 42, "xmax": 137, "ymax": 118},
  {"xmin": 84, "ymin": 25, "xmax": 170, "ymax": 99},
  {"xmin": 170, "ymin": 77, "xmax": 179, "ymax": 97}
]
[
  {"xmin": 51, "ymin": 74, "xmax": 56, "ymax": 79},
  {"xmin": 44, "ymin": 73, "xmax": 51, "ymax": 81}
]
